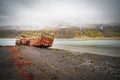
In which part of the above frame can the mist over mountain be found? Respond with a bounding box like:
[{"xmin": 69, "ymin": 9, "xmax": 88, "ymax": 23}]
[
  {"xmin": 0, "ymin": 23, "xmax": 120, "ymax": 38},
  {"xmin": 0, "ymin": 0, "xmax": 120, "ymax": 26},
  {"xmin": 0, "ymin": 23, "xmax": 120, "ymax": 30}
]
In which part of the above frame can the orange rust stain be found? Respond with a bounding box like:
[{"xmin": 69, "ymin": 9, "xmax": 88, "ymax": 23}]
[{"xmin": 9, "ymin": 47, "xmax": 34, "ymax": 80}]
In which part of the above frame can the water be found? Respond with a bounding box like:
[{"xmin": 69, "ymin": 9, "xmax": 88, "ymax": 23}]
[
  {"xmin": 0, "ymin": 38, "xmax": 16, "ymax": 46},
  {"xmin": 52, "ymin": 39, "xmax": 120, "ymax": 57},
  {"xmin": 53, "ymin": 39, "xmax": 120, "ymax": 47},
  {"xmin": 0, "ymin": 38, "xmax": 120, "ymax": 57}
]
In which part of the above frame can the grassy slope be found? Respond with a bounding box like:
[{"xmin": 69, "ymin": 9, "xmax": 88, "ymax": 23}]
[{"xmin": 0, "ymin": 26, "xmax": 120, "ymax": 39}]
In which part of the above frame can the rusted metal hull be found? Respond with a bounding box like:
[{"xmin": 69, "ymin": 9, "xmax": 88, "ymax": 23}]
[{"xmin": 16, "ymin": 33, "xmax": 54, "ymax": 48}]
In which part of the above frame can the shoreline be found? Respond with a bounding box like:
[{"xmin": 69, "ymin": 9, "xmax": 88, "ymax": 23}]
[
  {"xmin": 0, "ymin": 37, "xmax": 120, "ymax": 40},
  {"xmin": 51, "ymin": 47, "xmax": 120, "ymax": 57},
  {"xmin": 56, "ymin": 37, "xmax": 120, "ymax": 40},
  {"xmin": 0, "ymin": 46, "xmax": 120, "ymax": 80}
]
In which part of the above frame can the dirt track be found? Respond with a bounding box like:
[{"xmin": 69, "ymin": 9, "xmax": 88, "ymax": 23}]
[{"xmin": 0, "ymin": 46, "xmax": 120, "ymax": 80}]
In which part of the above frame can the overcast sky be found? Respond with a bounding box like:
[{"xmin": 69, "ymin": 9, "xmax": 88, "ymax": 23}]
[{"xmin": 0, "ymin": 0, "xmax": 120, "ymax": 26}]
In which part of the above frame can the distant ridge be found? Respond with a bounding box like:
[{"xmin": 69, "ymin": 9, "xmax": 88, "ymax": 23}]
[{"xmin": 0, "ymin": 23, "xmax": 120, "ymax": 38}]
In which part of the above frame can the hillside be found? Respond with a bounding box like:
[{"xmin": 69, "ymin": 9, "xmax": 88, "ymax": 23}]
[{"xmin": 0, "ymin": 24, "xmax": 120, "ymax": 38}]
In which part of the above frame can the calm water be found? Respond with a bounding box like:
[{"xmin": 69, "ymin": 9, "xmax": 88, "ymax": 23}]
[
  {"xmin": 52, "ymin": 39, "xmax": 120, "ymax": 57},
  {"xmin": 0, "ymin": 38, "xmax": 16, "ymax": 46},
  {"xmin": 0, "ymin": 38, "xmax": 120, "ymax": 57}
]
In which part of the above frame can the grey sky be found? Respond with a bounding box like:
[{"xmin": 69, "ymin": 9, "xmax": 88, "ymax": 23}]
[{"xmin": 0, "ymin": 0, "xmax": 120, "ymax": 26}]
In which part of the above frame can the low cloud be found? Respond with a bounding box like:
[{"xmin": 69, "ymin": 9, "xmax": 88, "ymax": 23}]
[{"xmin": 0, "ymin": 0, "xmax": 120, "ymax": 27}]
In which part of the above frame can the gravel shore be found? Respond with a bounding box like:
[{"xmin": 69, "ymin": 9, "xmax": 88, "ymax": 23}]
[{"xmin": 0, "ymin": 46, "xmax": 120, "ymax": 80}]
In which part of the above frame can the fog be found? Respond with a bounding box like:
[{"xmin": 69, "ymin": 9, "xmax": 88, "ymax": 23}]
[{"xmin": 0, "ymin": 0, "xmax": 120, "ymax": 28}]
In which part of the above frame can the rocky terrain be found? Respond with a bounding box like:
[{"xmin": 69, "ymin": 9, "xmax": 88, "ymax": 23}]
[{"xmin": 0, "ymin": 46, "xmax": 120, "ymax": 80}]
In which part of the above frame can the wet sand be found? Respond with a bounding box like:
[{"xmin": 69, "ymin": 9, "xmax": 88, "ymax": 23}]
[{"xmin": 0, "ymin": 46, "xmax": 120, "ymax": 80}]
